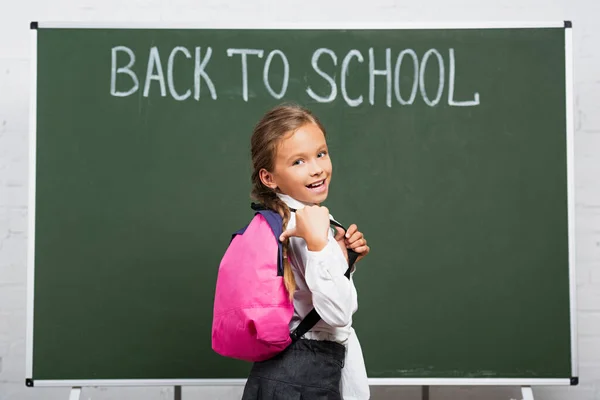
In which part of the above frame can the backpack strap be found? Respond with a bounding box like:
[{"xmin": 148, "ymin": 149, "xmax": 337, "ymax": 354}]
[
  {"xmin": 250, "ymin": 203, "xmax": 359, "ymax": 341},
  {"xmin": 254, "ymin": 208, "xmax": 286, "ymax": 277},
  {"xmin": 289, "ymin": 219, "xmax": 358, "ymax": 342}
]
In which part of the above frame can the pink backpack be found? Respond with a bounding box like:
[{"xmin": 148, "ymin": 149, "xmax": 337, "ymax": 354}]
[{"xmin": 211, "ymin": 205, "xmax": 357, "ymax": 362}]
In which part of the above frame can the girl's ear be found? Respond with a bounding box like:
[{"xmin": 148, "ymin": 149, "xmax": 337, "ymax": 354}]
[{"xmin": 259, "ymin": 168, "xmax": 278, "ymax": 190}]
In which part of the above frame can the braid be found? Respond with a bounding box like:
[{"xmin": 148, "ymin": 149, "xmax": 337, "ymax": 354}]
[{"xmin": 252, "ymin": 184, "xmax": 296, "ymax": 301}]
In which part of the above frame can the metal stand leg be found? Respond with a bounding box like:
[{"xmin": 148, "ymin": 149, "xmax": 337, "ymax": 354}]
[
  {"xmin": 174, "ymin": 386, "xmax": 182, "ymax": 400},
  {"xmin": 69, "ymin": 388, "xmax": 82, "ymax": 400},
  {"xmin": 422, "ymin": 385, "xmax": 429, "ymax": 400},
  {"xmin": 521, "ymin": 386, "xmax": 534, "ymax": 400}
]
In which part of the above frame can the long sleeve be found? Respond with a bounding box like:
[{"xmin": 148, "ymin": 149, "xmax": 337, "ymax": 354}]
[{"xmin": 304, "ymin": 239, "xmax": 355, "ymax": 327}]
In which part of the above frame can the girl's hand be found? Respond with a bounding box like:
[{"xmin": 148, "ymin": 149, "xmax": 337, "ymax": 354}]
[
  {"xmin": 339, "ymin": 224, "xmax": 370, "ymax": 263},
  {"xmin": 279, "ymin": 206, "xmax": 331, "ymax": 251}
]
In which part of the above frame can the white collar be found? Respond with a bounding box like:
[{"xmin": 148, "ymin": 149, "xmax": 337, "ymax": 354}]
[
  {"xmin": 276, "ymin": 193, "xmax": 313, "ymax": 210},
  {"xmin": 276, "ymin": 193, "xmax": 339, "ymax": 224}
]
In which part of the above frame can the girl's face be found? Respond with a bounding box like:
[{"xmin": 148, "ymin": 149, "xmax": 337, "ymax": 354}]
[{"xmin": 260, "ymin": 123, "xmax": 332, "ymax": 205}]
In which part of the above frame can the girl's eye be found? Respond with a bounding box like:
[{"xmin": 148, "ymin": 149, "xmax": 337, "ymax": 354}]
[
  {"xmin": 292, "ymin": 159, "xmax": 304, "ymax": 166},
  {"xmin": 317, "ymin": 151, "xmax": 327, "ymax": 158}
]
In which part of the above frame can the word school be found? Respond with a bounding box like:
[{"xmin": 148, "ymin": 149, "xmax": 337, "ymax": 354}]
[{"xmin": 111, "ymin": 46, "xmax": 480, "ymax": 107}]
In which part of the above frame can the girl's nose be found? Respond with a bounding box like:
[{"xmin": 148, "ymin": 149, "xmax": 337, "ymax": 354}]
[{"xmin": 309, "ymin": 160, "xmax": 323, "ymax": 176}]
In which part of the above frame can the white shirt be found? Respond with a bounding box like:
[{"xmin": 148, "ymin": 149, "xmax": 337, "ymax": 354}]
[{"xmin": 277, "ymin": 193, "xmax": 370, "ymax": 400}]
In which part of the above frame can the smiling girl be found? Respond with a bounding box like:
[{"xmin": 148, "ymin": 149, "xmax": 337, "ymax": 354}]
[{"xmin": 241, "ymin": 104, "xmax": 371, "ymax": 400}]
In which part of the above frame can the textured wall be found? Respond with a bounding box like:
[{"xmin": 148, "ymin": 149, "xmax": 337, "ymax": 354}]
[{"xmin": 1, "ymin": 1, "xmax": 598, "ymax": 399}]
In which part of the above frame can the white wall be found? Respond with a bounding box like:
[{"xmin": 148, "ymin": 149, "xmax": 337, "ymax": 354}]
[{"xmin": 1, "ymin": 0, "xmax": 599, "ymax": 399}]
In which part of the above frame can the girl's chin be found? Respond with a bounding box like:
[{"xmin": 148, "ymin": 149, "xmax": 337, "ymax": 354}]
[{"xmin": 303, "ymin": 190, "xmax": 329, "ymax": 204}]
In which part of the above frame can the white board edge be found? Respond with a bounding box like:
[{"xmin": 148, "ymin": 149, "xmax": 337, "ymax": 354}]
[
  {"xmin": 25, "ymin": 27, "xmax": 38, "ymax": 380},
  {"xmin": 34, "ymin": 21, "xmax": 566, "ymax": 30},
  {"xmin": 30, "ymin": 378, "xmax": 572, "ymax": 387},
  {"xmin": 564, "ymin": 24, "xmax": 578, "ymax": 379}
]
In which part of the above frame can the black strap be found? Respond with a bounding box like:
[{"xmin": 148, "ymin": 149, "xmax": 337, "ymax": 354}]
[
  {"xmin": 250, "ymin": 203, "xmax": 359, "ymax": 342},
  {"xmin": 250, "ymin": 202, "xmax": 268, "ymax": 211},
  {"xmin": 329, "ymin": 219, "xmax": 361, "ymax": 276},
  {"xmin": 289, "ymin": 219, "xmax": 359, "ymax": 342}
]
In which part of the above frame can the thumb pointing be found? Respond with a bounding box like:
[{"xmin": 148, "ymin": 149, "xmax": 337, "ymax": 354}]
[{"xmin": 279, "ymin": 227, "xmax": 296, "ymax": 242}]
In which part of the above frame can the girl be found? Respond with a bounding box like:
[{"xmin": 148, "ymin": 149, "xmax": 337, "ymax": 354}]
[{"xmin": 241, "ymin": 104, "xmax": 371, "ymax": 400}]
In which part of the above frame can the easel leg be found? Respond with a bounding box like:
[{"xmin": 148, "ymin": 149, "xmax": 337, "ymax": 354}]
[
  {"xmin": 422, "ymin": 385, "xmax": 429, "ymax": 400},
  {"xmin": 174, "ymin": 385, "xmax": 182, "ymax": 400},
  {"xmin": 521, "ymin": 386, "xmax": 534, "ymax": 400},
  {"xmin": 69, "ymin": 388, "xmax": 81, "ymax": 400}
]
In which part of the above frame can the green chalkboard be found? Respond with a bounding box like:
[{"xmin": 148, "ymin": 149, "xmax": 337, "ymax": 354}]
[{"xmin": 29, "ymin": 24, "xmax": 575, "ymax": 385}]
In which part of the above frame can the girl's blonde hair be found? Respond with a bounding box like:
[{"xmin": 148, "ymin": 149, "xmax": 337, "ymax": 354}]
[{"xmin": 250, "ymin": 104, "xmax": 327, "ymax": 300}]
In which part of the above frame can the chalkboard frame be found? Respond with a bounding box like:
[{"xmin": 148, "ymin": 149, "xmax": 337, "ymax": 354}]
[{"xmin": 25, "ymin": 21, "xmax": 577, "ymax": 388}]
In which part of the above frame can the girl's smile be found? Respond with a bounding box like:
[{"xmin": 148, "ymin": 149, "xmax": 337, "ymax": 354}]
[{"xmin": 306, "ymin": 179, "xmax": 328, "ymax": 194}]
